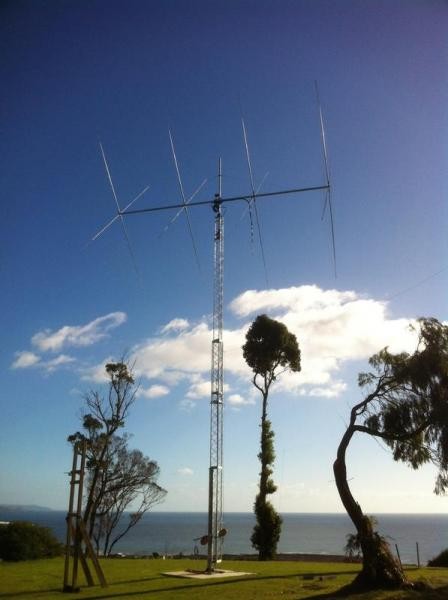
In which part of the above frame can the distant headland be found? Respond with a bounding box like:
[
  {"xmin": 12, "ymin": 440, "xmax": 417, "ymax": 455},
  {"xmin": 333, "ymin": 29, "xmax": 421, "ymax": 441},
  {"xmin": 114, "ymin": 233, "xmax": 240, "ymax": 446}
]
[{"xmin": 0, "ymin": 504, "xmax": 54, "ymax": 512}]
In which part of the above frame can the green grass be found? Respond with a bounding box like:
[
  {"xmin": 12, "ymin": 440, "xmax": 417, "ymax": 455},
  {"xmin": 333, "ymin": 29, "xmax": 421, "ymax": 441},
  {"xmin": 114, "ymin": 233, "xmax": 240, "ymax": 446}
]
[{"xmin": 0, "ymin": 557, "xmax": 447, "ymax": 600}]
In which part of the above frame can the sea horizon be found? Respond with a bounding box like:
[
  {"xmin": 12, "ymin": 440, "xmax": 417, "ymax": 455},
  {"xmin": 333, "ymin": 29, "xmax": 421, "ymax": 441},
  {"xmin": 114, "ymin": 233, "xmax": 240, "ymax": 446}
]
[
  {"xmin": 1, "ymin": 504, "xmax": 446, "ymax": 515},
  {"xmin": 1, "ymin": 506, "xmax": 447, "ymax": 564}
]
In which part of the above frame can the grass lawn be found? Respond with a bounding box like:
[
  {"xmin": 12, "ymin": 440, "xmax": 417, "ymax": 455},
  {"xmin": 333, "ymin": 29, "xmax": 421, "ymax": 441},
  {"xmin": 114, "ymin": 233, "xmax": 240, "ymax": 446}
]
[{"xmin": 1, "ymin": 557, "xmax": 448, "ymax": 600}]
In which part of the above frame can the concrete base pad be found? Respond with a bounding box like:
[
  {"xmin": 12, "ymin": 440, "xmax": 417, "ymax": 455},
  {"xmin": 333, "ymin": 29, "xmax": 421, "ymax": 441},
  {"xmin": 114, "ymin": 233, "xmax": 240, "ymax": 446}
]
[{"xmin": 163, "ymin": 569, "xmax": 253, "ymax": 579}]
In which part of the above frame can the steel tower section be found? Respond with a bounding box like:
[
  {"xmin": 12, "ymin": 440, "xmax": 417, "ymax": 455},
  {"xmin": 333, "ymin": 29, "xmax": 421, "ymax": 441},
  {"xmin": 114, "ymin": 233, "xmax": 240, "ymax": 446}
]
[{"xmin": 207, "ymin": 163, "xmax": 224, "ymax": 572}]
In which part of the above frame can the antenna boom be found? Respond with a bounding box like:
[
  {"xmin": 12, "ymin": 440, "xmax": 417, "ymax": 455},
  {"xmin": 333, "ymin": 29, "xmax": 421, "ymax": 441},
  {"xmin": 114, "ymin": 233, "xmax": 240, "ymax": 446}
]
[{"xmin": 122, "ymin": 184, "xmax": 330, "ymax": 216}]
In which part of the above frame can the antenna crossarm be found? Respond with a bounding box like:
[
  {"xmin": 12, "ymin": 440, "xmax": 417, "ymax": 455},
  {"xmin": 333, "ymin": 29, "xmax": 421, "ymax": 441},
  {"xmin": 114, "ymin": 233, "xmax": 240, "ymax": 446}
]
[{"xmin": 121, "ymin": 183, "xmax": 330, "ymax": 216}]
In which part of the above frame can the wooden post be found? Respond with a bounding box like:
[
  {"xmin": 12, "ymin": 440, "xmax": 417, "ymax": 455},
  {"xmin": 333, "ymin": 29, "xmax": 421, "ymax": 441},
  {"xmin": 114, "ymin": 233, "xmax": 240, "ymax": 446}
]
[
  {"xmin": 79, "ymin": 521, "xmax": 107, "ymax": 587},
  {"xmin": 71, "ymin": 440, "xmax": 87, "ymax": 590},
  {"xmin": 63, "ymin": 442, "xmax": 79, "ymax": 591},
  {"xmin": 63, "ymin": 439, "xmax": 107, "ymax": 592},
  {"xmin": 416, "ymin": 542, "xmax": 420, "ymax": 568}
]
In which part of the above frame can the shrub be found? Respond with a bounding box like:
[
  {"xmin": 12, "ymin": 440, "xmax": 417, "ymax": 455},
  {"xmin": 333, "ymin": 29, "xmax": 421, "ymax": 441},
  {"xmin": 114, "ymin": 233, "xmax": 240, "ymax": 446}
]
[
  {"xmin": 344, "ymin": 532, "xmax": 362, "ymax": 560},
  {"xmin": 343, "ymin": 516, "xmax": 393, "ymax": 563},
  {"xmin": 428, "ymin": 548, "xmax": 448, "ymax": 567},
  {"xmin": 0, "ymin": 521, "xmax": 63, "ymax": 561},
  {"xmin": 251, "ymin": 498, "xmax": 282, "ymax": 560}
]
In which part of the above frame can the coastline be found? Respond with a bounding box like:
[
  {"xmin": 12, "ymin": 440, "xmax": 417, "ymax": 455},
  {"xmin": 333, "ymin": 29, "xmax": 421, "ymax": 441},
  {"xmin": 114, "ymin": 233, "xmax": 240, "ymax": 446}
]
[
  {"xmin": 223, "ymin": 553, "xmax": 360, "ymax": 563},
  {"xmin": 0, "ymin": 509, "xmax": 444, "ymax": 564},
  {"xmin": 114, "ymin": 552, "xmax": 361, "ymax": 564}
]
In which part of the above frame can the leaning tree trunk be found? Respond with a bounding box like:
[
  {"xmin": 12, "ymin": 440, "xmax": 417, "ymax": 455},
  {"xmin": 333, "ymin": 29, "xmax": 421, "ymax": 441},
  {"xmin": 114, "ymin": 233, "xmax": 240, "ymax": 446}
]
[{"xmin": 333, "ymin": 423, "xmax": 408, "ymax": 589}]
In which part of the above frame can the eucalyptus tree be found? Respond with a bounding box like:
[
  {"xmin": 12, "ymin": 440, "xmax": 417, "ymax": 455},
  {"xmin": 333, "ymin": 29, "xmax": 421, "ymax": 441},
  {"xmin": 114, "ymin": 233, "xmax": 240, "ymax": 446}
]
[
  {"xmin": 69, "ymin": 361, "xmax": 166, "ymax": 555},
  {"xmin": 88, "ymin": 435, "xmax": 166, "ymax": 556},
  {"xmin": 334, "ymin": 318, "xmax": 448, "ymax": 589},
  {"xmin": 243, "ymin": 314, "xmax": 301, "ymax": 560}
]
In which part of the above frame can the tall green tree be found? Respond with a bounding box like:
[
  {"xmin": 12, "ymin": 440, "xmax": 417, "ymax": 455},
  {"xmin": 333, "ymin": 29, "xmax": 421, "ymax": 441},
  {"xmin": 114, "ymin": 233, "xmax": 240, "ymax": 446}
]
[
  {"xmin": 69, "ymin": 361, "xmax": 167, "ymax": 556},
  {"xmin": 243, "ymin": 314, "xmax": 301, "ymax": 560},
  {"xmin": 334, "ymin": 318, "xmax": 448, "ymax": 590}
]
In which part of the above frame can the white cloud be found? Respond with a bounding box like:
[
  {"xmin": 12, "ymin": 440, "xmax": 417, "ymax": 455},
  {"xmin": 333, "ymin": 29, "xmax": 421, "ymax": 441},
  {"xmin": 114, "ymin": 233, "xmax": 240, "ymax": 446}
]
[
  {"xmin": 179, "ymin": 398, "xmax": 196, "ymax": 411},
  {"xmin": 157, "ymin": 370, "xmax": 190, "ymax": 386},
  {"xmin": 131, "ymin": 322, "xmax": 247, "ymax": 383},
  {"xmin": 131, "ymin": 323, "xmax": 214, "ymax": 379},
  {"xmin": 229, "ymin": 285, "xmax": 417, "ymax": 396},
  {"xmin": 31, "ymin": 312, "xmax": 127, "ymax": 352},
  {"xmin": 161, "ymin": 318, "xmax": 190, "ymax": 334},
  {"xmin": 186, "ymin": 379, "xmax": 210, "ymax": 399},
  {"xmin": 11, "ymin": 350, "xmax": 77, "ymax": 373},
  {"xmin": 308, "ymin": 382, "xmax": 347, "ymax": 398},
  {"xmin": 139, "ymin": 384, "xmax": 170, "ymax": 399},
  {"xmin": 227, "ymin": 393, "xmax": 254, "ymax": 406},
  {"xmin": 186, "ymin": 378, "xmax": 230, "ymax": 400},
  {"xmin": 177, "ymin": 467, "xmax": 194, "ymax": 476},
  {"xmin": 128, "ymin": 285, "xmax": 418, "ymax": 401},
  {"xmin": 11, "ymin": 351, "xmax": 41, "ymax": 369},
  {"xmin": 229, "ymin": 285, "xmax": 357, "ymax": 318},
  {"xmin": 44, "ymin": 354, "xmax": 76, "ymax": 373}
]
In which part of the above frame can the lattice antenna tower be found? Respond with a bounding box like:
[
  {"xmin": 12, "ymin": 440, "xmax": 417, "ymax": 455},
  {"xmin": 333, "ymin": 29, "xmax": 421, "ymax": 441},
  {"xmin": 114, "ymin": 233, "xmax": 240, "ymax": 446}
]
[
  {"xmin": 90, "ymin": 90, "xmax": 334, "ymax": 573},
  {"xmin": 208, "ymin": 159, "xmax": 224, "ymax": 571}
]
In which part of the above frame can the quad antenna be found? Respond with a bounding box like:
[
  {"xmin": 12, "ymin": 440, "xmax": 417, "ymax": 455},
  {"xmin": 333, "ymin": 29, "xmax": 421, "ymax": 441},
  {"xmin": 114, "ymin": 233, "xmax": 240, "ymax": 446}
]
[
  {"xmin": 241, "ymin": 117, "xmax": 269, "ymax": 285},
  {"xmin": 89, "ymin": 94, "xmax": 334, "ymax": 574},
  {"xmin": 168, "ymin": 130, "xmax": 201, "ymax": 269},
  {"xmin": 92, "ymin": 142, "xmax": 150, "ymax": 278},
  {"xmin": 124, "ymin": 183, "xmax": 330, "ymax": 215},
  {"xmin": 240, "ymin": 171, "xmax": 269, "ymax": 220},
  {"xmin": 242, "ymin": 172, "xmax": 269, "ymax": 255},
  {"xmin": 91, "ymin": 186, "xmax": 149, "ymax": 243},
  {"xmin": 159, "ymin": 178, "xmax": 207, "ymax": 237},
  {"xmin": 315, "ymin": 82, "xmax": 337, "ymax": 276},
  {"xmin": 241, "ymin": 171, "xmax": 269, "ymax": 253}
]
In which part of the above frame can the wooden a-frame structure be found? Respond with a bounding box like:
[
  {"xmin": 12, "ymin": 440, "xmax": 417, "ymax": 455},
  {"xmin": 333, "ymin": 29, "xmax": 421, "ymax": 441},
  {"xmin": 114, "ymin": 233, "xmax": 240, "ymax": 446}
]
[{"xmin": 63, "ymin": 439, "xmax": 107, "ymax": 592}]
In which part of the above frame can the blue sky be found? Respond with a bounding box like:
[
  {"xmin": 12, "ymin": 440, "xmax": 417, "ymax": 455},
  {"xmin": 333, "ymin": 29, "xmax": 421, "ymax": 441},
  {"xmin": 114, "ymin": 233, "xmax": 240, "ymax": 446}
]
[{"xmin": 1, "ymin": 0, "xmax": 447, "ymax": 514}]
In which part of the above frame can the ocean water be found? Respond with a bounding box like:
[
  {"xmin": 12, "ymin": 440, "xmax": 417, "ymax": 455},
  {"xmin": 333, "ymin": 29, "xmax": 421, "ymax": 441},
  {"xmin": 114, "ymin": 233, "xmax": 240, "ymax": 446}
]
[{"xmin": 1, "ymin": 509, "xmax": 447, "ymax": 565}]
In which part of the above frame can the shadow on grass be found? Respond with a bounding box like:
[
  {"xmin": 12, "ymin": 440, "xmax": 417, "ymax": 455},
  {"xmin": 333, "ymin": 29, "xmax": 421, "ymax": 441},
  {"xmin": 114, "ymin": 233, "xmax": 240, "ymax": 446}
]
[
  {"xmin": 2, "ymin": 578, "xmax": 446, "ymax": 600},
  {"xmin": 0, "ymin": 589, "xmax": 62, "ymax": 599},
  {"xmin": 0, "ymin": 575, "xmax": 168, "ymax": 599},
  {"xmin": 300, "ymin": 582, "xmax": 448, "ymax": 600},
  {"xmin": 71, "ymin": 569, "xmax": 361, "ymax": 600},
  {"xmin": 423, "ymin": 584, "xmax": 448, "ymax": 599},
  {"xmin": 0, "ymin": 569, "xmax": 358, "ymax": 599},
  {"xmin": 113, "ymin": 568, "xmax": 359, "ymax": 585},
  {"xmin": 16, "ymin": 564, "xmax": 431, "ymax": 600}
]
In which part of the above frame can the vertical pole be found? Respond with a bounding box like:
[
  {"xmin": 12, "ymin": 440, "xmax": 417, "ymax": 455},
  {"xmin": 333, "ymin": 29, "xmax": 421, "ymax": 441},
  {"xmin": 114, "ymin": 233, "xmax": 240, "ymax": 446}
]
[
  {"xmin": 63, "ymin": 442, "xmax": 79, "ymax": 590},
  {"xmin": 207, "ymin": 159, "xmax": 224, "ymax": 573},
  {"xmin": 416, "ymin": 542, "xmax": 420, "ymax": 568},
  {"xmin": 207, "ymin": 466, "xmax": 214, "ymax": 572},
  {"xmin": 72, "ymin": 439, "xmax": 87, "ymax": 590},
  {"xmin": 63, "ymin": 438, "xmax": 107, "ymax": 591}
]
